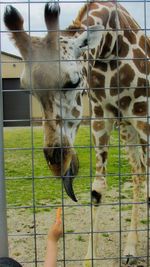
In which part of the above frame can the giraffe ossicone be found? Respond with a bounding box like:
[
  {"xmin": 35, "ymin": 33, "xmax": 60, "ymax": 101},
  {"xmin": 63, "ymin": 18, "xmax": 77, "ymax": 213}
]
[{"xmin": 4, "ymin": 1, "xmax": 150, "ymax": 265}]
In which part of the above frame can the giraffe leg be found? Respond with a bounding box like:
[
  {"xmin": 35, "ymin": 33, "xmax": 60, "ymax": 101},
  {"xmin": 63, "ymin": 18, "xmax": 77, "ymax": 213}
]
[
  {"xmin": 122, "ymin": 176, "xmax": 140, "ymax": 265},
  {"xmin": 120, "ymin": 122, "xmax": 145, "ymax": 265},
  {"xmin": 84, "ymin": 207, "xmax": 99, "ymax": 267},
  {"xmin": 131, "ymin": 118, "xmax": 149, "ymax": 203},
  {"xmin": 91, "ymin": 119, "xmax": 113, "ymax": 206},
  {"xmin": 84, "ymin": 118, "xmax": 113, "ymax": 267}
]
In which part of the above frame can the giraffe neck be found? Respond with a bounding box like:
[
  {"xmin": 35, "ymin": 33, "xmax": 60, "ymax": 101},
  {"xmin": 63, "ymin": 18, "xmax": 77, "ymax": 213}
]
[{"xmin": 70, "ymin": 1, "xmax": 145, "ymax": 62}]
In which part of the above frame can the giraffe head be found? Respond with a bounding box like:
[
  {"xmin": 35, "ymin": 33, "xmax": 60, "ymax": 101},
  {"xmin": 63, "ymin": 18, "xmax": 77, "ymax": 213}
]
[{"xmin": 4, "ymin": 3, "xmax": 102, "ymax": 201}]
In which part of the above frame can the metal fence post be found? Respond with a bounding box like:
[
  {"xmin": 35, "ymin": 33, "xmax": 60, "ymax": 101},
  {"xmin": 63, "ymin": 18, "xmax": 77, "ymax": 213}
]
[{"xmin": 0, "ymin": 69, "xmax": 8, "ymax": 257}]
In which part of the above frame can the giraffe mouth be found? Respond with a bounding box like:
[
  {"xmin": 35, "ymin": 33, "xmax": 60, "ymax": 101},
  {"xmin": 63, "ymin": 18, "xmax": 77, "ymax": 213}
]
[{"xmin": 62, "ymin": 157, "xmax": 79, "ymax": 202}]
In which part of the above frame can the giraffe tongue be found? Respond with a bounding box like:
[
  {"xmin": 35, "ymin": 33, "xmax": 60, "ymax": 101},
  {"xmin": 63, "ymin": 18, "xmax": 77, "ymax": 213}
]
[{"xmin": 63, "ymin": 168, "xmax": 78, "ymax": 202}]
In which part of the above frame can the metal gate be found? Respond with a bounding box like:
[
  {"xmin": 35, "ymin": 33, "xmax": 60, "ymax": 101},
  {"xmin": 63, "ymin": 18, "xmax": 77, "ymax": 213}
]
[{"xmin": 0, "ymin": 1, "xmax": 150, "ymax": 267}]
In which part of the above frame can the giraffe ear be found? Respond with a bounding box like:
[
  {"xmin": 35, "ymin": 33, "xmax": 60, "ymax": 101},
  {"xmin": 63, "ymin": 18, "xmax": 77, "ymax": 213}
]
[{"xmin": 75, "ymin": 26, "xmax": 104, "ymax": 56}]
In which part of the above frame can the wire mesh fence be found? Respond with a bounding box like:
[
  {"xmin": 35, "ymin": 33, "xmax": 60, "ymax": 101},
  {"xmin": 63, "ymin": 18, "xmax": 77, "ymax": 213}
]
[{"xmin": 0, "ymin": 0, "xmax": 150, "ymax": 266}]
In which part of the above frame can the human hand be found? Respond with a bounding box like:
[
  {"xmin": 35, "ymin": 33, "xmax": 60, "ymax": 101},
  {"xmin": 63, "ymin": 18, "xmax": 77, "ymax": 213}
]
[{"xmin": 48, "ymin": 208, "xmax": 63, "ymax": 242}]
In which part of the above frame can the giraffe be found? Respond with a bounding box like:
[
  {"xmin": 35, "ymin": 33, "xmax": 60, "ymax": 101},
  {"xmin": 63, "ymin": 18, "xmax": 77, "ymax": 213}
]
[
  {"xmin": 3, "ymin": 3, "xmax": 101, "ymax": 202},
  {"xmin": 3, "ymin": 1, "xmax": 150, "ymax": 266},
  {"xmin": 68, "ymin": 2, "xmax": 150, "ymax": 265}
]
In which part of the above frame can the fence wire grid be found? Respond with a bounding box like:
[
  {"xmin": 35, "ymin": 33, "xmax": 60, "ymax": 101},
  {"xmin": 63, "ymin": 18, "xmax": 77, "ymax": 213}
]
[{"xmin": 0, "ymin": 0, "xmax": 150, "ymax": 267}]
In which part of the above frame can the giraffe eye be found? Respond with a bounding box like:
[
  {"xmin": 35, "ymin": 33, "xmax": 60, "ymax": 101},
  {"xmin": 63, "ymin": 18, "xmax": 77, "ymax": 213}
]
[
  {"xmin": 63, "ymin": 78, "xmax": 81, "ymax": 90},
  {"xmin": 79, "ymin": 38, "xmax": 88, "ymax": 48}
]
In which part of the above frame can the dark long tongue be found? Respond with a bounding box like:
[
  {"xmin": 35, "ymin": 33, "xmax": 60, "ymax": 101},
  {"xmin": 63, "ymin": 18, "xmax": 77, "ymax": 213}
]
[{"xmin": 63, "ymin": 169, "xmax": 77, "ymax": 202}]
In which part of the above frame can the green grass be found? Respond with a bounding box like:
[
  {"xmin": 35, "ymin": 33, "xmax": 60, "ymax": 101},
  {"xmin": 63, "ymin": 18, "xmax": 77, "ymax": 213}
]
[
  {"xmin": 121, "ymin": 205, "xmax": 132, "ymax": 211},
  {"xmin": 125, "ymin": 218, "xmax": 131, "ymax": 222},
  {"xmin": 102, "ymin": 233, "xmax": 110, "ymax": 238},
  {"xmin": 76, "ymin": 235, "xmax": 86, "ymax": 242},
  {"xmin": 140, "ymin": 219, "xmax": 147, "ymax": 224},
  {"xmin": 4, "ymin": 126, "xmax": 131, "ymax": 207},
  {"xmin": 66, "ymin": 229, "xmax": 75, "ymax": 233}
]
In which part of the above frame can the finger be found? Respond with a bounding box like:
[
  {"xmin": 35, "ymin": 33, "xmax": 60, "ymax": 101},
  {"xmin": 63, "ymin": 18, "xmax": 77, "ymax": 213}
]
[{"xmin": 56, "ymin": 207, "xmax": 62, "ymax": 222}]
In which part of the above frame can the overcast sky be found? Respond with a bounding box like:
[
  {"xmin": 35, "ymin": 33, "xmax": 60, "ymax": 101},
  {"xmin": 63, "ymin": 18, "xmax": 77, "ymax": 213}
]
[{"xmin": 1, "ymin": 0, "xmax": 150, "ymax": 56}]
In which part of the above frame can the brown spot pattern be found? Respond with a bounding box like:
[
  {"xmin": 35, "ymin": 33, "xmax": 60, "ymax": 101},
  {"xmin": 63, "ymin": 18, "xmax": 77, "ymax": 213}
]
[
  {"xmin": 116, "ymin": 96, "xmax": 132, "ymax": 110},
  {"xmin": 118, "ymin": 4, "xmax": 130, "ymax": 15},
  {"xmin": 137, "ymin": 121, "xmax": 150, "ymax": 135},
  {"xmin": 93, "ymin": 121, "xmax": 105, "ymax": 132},
  {"xmin": 139, "ymin": 35, "xmax": 150, "ymax": 58},
  {"xmin": 112, "ymin": 35, "xmax": 129, "ymax": 58},
  {"xmin": 124, "ymin": 30, "xmax": 136, "ymax": 44},
  {"xmin": 101, "ymin": 151, "xmax": 108, "ymax": 164},
  {"xmin": 139, "ymin": 35, "xmax": 146, "ymax": 52},
  {"xmin": 90, "ymin": 69, "xmax": 106, "ymax": 100},
  {"xmin": 110, "ymin": 87, "xmax": 120, "ymax": 97},
  {"xmin": 76, "ymin": 93, "xmax": 81, "ymax": 106},
  {"xmin": 118, "ymin": 10, "xmax": 129, "ymax": 30},
  {"xmin": 110, "ymin": 60, "xmax": 122, "ymax": 71},
  {"xmin": 133, "ymin": 48, "xmax": 150, "ymax": 75},
  {"xmin": 134, "ymin": 78, "xmax": 150, "ymax": 98},
  {"xmin": 110, "ymin": 64, "xmax": 135, "ymax": 96},
  {"xmin": 72, "ymin": 107, "xmax": 80, "ymax": 118},
  {"xmin": 117, "ymin": 9, "xmax": 139, "ymax": 38},
  {"xmin": 125, "ymin": 16, "xmax": 140, "ymax": 32},
  {"xmin": 105, "ymin": 104, "xmax": 120, "ymax": 118},
  {"xmin": 91, "ymin": 94, "xmax": 98, "ymax": 103},
  {"xmin": 82, "ymin": 16, "xmax": 95, "ymax": 26},
  {"xmin": 99, "ymin": 133, "xmax": 109, "ymax": 144},
  {"xmin": 91, "ymin": 8, "xmax": 109, "ymax": 28},
  {"xmin": 93, "ymin": 88, "xmax": 106, "ymax": 102},
  {"xmin": 90, "ymin": 69, "xmax": 105, "ymax": 88},
  {"xmin": 118, "ymin": 35, "xmax": 129, "ymax": 57},
  {"xmin": 118, "ymin": 9, "xmax": 139, "ymax": 32},
  {"xmin": 121, "ymin": 133, "xmax": 128, "ymax": 141},
  {"xmin": 94, "ymin": 105, "xmax": 104, "ymax": 117},
  {"xmin": 95, "ymin": 61, "xmax": 108, "ymax": 72},
  {"xmin": 132, "ymin": 101, "xmax": 147, "ymax": 116},
  {"xmin": 101, "ymin": 33, "xmax": 113, "ymax": 58},
  {"xmin": 109, "ymin": 10, "xmax": 117, "ymax": 29}
]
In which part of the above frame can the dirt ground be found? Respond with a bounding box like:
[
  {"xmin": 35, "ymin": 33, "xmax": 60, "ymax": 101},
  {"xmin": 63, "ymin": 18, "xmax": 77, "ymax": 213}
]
[{"xmin": 7, "ymin": 183, "xmax": 149, "ymax": 267}]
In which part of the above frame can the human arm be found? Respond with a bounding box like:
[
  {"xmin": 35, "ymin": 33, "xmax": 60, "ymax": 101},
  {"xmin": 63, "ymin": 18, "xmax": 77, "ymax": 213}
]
[{"xmin": 44, "ymin": 208, "xmax": 62, "ymax": 267}]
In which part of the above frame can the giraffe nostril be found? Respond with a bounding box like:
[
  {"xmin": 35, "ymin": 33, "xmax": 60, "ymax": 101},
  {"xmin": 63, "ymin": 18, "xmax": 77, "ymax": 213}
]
[
  {"xmin": 43, "ymin": 147, "xmax": 53, "ymax": 164},
  {"xmin": 43, "ymin": 146, "xmax": 66, "ymax": 165}
]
